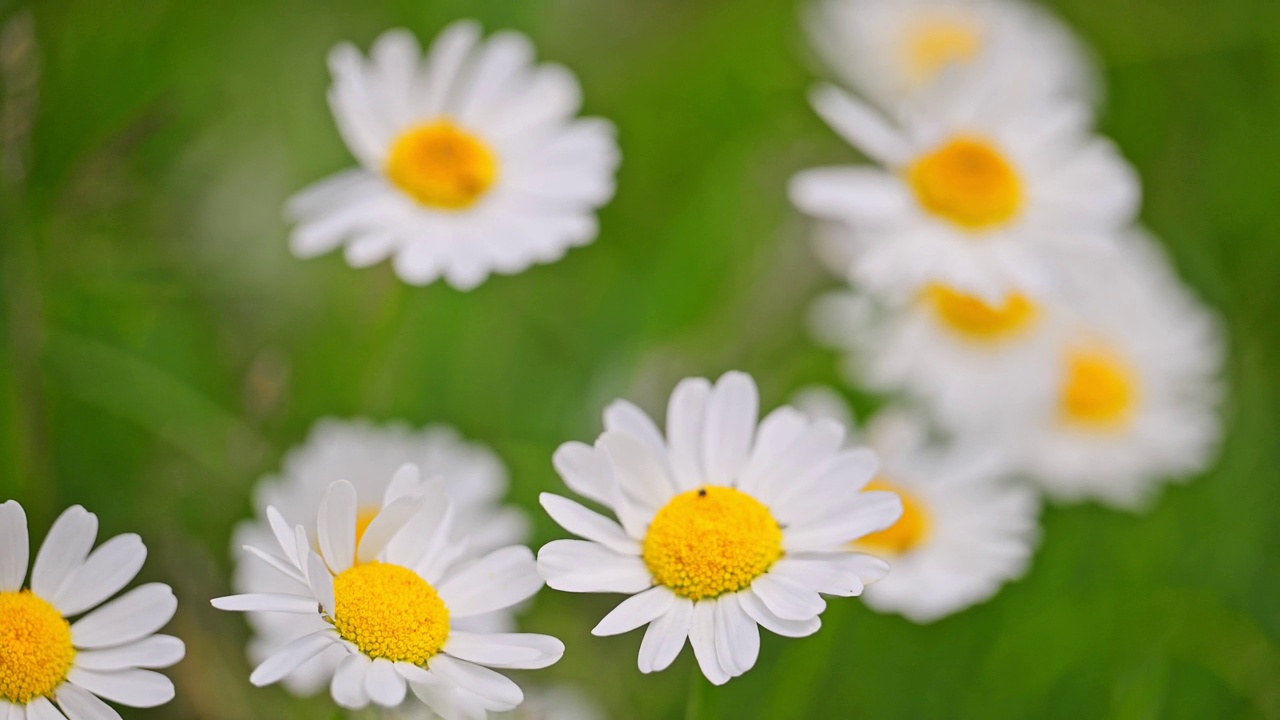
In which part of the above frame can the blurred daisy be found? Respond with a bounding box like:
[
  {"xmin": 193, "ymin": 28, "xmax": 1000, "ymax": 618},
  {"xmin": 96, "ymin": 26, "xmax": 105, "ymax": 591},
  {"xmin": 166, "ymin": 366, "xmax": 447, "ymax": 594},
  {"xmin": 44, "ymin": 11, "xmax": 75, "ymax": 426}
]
[
  {"xmin": 807, "ymin": 0, "xmax": 1096, "ymax": 111},
  {"xmin": 791, "ymin": 393, "xmax": 1041, "ymax": 623},
  {"xmin": 537, "ymin": 372, "xmax": 901, "ymax": 685},
  {"xmin": 0, "ymin": 501, "xmax": 185, "ymax": 718},
  {"xmin": 232, "ymin": 419, "xmax": 529, "ymax": 696},
  {"xmin": 1006, "ymin": 233, "xmax": 1224, "ymax": 509},
  {"xmin": 287, "ymin": 22, "xmax": 620, "ymax": 290},
  {"xmin": 215, "ymin": 470, "xmax": 562, "ymax": 717},
  {"xmin": 790, "ymin": 73, "xmax": 1139, "ymax": 301}
]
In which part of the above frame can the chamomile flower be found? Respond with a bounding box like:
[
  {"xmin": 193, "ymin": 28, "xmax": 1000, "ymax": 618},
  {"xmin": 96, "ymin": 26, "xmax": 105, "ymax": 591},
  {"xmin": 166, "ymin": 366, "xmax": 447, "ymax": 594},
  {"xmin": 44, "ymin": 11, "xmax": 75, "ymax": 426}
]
[
  {"xmin": 806, "ymin": 0, "xmax": 1097, "ymax": 111},
  {"xmin": 287, "ymin": 22, "xmax": 620, "ymax": 290},
  {"xmin": 790, "ymin": 71, "xmax": 1139, "ymax": 301},
  {"xmin": 537, "ymin": 372, "xmax": 901, "ymax": 685},
  {"xmin": 791, "ymin": 393, "xmax": 1041, "ymax": 623},
  {"xmin": 1001, "ymin": 233, "xmax": 1224, "ymax": 510},
  {"xmin": 0, "ymin": 501, "xmax": 185, "ymax": 718},
  {"xmin": 215, "ymin": 469, "xmax": 562, "ymax": 718},
  {"xmin": 232, "ymin": 419, "xmax": 530, "ymax": 696}
]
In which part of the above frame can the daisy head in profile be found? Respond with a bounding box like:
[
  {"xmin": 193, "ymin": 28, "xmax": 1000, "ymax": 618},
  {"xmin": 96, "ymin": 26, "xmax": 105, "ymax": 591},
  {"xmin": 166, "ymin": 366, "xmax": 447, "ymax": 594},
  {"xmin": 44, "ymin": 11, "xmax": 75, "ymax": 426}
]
[
  {"xmin": 231, "ymin": 419, "xmax": 530, "ymax": 697},
  {"xmin": 214, "ymin": 466, "xmax": 562, "ymax": 718},
  {"xmin": 789, "ymin": 65, "xmax": 1139, "ymax": 303},
  {"xmin": 0, "ymin": 501, "xmax": 185, "ymax": 718},
  {"xmin": 537, "ymin": 371, "xmax": 902, "ymax": 684},
  {"xmin": 287, "ymin": 22, "xmax": 621, "ymax": 290},
  {"xmin": 806, "ymin": 0, "xmax": 1097, "ymax": 111}
]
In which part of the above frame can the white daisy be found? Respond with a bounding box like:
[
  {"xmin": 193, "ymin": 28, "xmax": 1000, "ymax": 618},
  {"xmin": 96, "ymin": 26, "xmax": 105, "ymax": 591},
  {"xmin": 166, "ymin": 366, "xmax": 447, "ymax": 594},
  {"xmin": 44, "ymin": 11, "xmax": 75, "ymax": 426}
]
[
  {"xmin": 1000, "ymin": 232, "xmax": 1225, "ymax": 510},
  {"xmin": 214, "ymin": 468, "xmax": 562, "ymax": 719},
  {"xmin": 232, "ymin": 419, "xmax": 530, "ymax": 696},
  {"xmin": 789, "ymin": 70, "xmax": 1140, "ymax": 301},
  {"xmin": 386, "ymin": 683, "xmax": 605, "ymax": 720},
  {"xmin": 791, "ymin": 392, "xmax": 1041, "ymax": 623},
  {"xmin": 0, "ymin": 501, "xmax": 185, "ymax": 719},
  {"xmin": 287, "ymin": 22, "xmax": 620, "ymax": 290},
  {"xmin": 537, "ymin": 372, "xmax": 901, "ymax": 684},
  {"xmin": 806, "ymin": 0, "xmax": 1098, "ymax": 111}
]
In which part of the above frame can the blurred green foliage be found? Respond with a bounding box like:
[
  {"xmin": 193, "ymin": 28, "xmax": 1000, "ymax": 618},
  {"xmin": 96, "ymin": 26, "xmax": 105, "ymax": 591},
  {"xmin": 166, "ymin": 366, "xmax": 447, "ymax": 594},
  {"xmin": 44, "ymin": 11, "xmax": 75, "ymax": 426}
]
[{"xmin": 1, "ymin": 0, "xmax": 1278, "ymax": 717}]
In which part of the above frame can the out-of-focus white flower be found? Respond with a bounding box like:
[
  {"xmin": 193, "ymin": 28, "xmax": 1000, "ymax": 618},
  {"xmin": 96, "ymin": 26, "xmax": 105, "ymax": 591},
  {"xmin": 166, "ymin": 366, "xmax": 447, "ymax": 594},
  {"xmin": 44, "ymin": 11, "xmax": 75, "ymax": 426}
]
[
  {"xmin": 806, "ymin": 0, "xmax": 1097, "ymax": 111},
  {"xmin": 537, "ymin": 372, "xmax": 900, "ymax": 685},
  {"xmin": 790, "ymin": 393, "xmax": 1041, "ymax": 623},
  {"xmin": 1001, "ymin": 233, "xmax": 1225, "ymax": 510},
  {"xmin": 385, "ymin": 683, "xmax": 606, "ymax": 720},
  {"xmin": 287, "ymin": 22, "xmax": 620, "ymax": 290},
  {"xmin": 232, "ymin": 419, "xmax": 529, "ymax": 696},
  {"xmin": 215, "ymin": 471, "xmax": 562, "ymax": 718},
  {"xmin": 790, "ymin": 73, "xmax": 1139, "ymax": 302},
  {"xmin": 0, "ymin": 501, "xmax": 185, "ymax": 717}
]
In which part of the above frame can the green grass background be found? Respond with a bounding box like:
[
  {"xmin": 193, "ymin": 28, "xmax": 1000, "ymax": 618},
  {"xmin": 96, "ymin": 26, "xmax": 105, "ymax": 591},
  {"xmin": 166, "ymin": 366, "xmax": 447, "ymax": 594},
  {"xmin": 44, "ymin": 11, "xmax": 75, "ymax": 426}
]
[{"xmin": 1, "ymin": 0, "xmax": 1278, "ymax": 717}]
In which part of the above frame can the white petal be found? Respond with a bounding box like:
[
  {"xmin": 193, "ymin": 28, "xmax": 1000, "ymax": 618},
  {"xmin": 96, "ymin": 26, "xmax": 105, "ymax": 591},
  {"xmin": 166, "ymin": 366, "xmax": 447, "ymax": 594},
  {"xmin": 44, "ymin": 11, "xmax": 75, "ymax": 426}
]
[
  {"xmin": 600, "ymin": 431, "xmax": 676, "ymax": 512},
  {"xmin": 318, "ymin": 480, "xmax": 357, "ymax": 575},
  {"xmin": 417, "ymin": 20, "xmax": 482, "ymax": 119},
  {"xmin": 358, "ymin": 494, "xmax": 424, "ymax": 564},
  {"xmin": 330, "ymin": 653, "xmax": 372, "ymax": 709},
  {"xmin": 593, "ymin": 585, "xmax": 676, "ymax": 636},
  {"xmin": 751, "ymin": 420, "xmax": 846, "ymax": 506},
  {"xmin": 738, "ymin": 589, "xmax": 820, "ymax": 638},
  {"xmin": 714, "ymin": 595, "xmax": 760, "ymax": 678},
  {"xmin": 770, "ymin": 448, "xmax": 880, "ymax": 526},
  {"xmin": 54, "ymin": 682, "xmax": 122, "ymax": 720},
  {"xmin": 539, "ymin": 494, "xmax": 639, "ymax": 554},
  {"xmin": 438, "ymin": 546, "xmax": 543, "ymax": 618},
  {"xmin": 250, "ymin": 630, "xmax": 338, "ymax": 687},
  {"xmin": 427, "ymin": 656, "xmax": 522, "ymax": 712},
  {"xmin": 31, "ymin": 506, "xmax": 97, "ymax": 598},
  {"xmin": 809, "ymin": 84, "xmax": 911, "ymax": 166},
  {"xmin": 240, "ymin": 545, "xmax": 306, "ymax": 586},
  {"xmin": 551, "ymin": 442, "xmax": 615, "ymax": 508},
  {"xmin": 24, "ymin": 697, "xmax": 66, "ymax": 720},
  {"xmin": 307, "ymin": 553, "xmax": 336, "ymax": 617},
  {"xmin": 365, "ymin": 658, "xmax": 407, "ymax": 707},
  {"xmin": 537, "ymin": 540, "xmax": 653, "ymax": 594},
  {"xmin": 65, "ymin": 669, "xmax": 174, "ymax": 709},
  {"xmin": 603, "ymin": 400, "xmax": 668, "ymax": 463},
  {"xmin": 406, "ymin": 667, "xmax": 487, "ymax": 720},
  {"xmin": 210, "ymin": 593, "xmax": 317, "ymax": 614},
  {"xmin": 74, "ymin": 635, "xmax": 185, "ymax": 671},
  {"xmin": 0, "ymin": 500, "xmax": 28, "ymax": 592},
  {"xmin": 637, "ymin": 598, "xmax": 693, "ymax": 673},
  {"xmin": 688, "ymin": 600, "xmax": 730, "ymax": 685},
  {"xmin": 749, "ymin": 574, "xmax": 825, "ymax": 621},
  {"xmin": 769, "ymin": 554, "xmax": 883, "ymax": 597},
  {"xmin": 455, "ymin": 31, "xmax": 536, "ymax": 124},
  {"xmin": 266, "ymin": 506, "xmax": 300, "ymax": 567},
  {"xmin": 382, "ymin": 463, "xmax": 422, "ymax": 505},
  {"xmin": 789, "ymin": 167, "xmax": 911, "ymax": 223},
  {"xmin": 736, "ymin": 408, "xmax": 808, "ymax": 495},
  {"xmin": 665, "ymin": 378, "xmax": 711, "ymax": 491},
  {"xmin": 72, "ymin": 584, "xmax": 176, "ymax": 649},
  {"xmin": 52, "ymin": 534, "xmax": 146, "ymax": 616},
  {"xmin": 701, "ymin": 372, "xmax": 758, "ymax": 486},
  {"xmin": 1, "ymin": 701, "xmax": 22, "ymax": 720},
  {"xmin": 444, "ymin": 632, "xmax": 564, "ymax": 669},
  {"xmin": 783, "ymin": 491, "xmax": 904, "ymax": 552}
]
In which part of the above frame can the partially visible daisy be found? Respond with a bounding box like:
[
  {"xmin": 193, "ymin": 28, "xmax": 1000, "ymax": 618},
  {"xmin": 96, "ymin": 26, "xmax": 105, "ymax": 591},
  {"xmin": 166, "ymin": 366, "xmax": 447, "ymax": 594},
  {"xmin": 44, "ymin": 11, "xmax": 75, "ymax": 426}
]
[
  {"xmin": 537, "ymin": 372, "xmax": 901, "ymax": 684},
  {"xmin": 790, "ymin": 70, "xmax": 1139, "ymax": 301},
  {"xmin": 215, "ymin": 469, "xmax": 562, "ymax": 718},
  {"xmin": 792, "ymin": 392, "xmax": 1041, "ymax": 623},
  {"xmin": 287, "ymin": 22, "xmax": 620, "ymax": 290},
  {"xmin": 806, "ymin": 0, "xmax": 1097, "ymax": 111},
  {"xmin": 232, "ymin": 419, "xmax": 529, "ymax": 696},
  {"xmin": 0, "ymin": 501, "xmax": 185, "ymax": 718},
  {"xmin": 1000, "ymin": 232, "xmax": 1224, "ymax": 510}
]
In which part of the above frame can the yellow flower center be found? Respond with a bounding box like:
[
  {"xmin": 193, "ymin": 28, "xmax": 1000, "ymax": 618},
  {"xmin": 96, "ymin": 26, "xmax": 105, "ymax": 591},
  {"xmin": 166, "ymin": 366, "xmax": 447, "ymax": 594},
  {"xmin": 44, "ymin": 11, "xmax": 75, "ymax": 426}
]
[
  {"xmin": 642, "ymin": 487, "xmax": 783, "ymax": 601},
  {"xmin": 0, "ymin": 591, "xmax": 76, "ymax": 704},
  {"xmin": 853, "ymin": 480, "xmax": 931, "ymax": 555},
  {"xmin": 908, "ymin": 136, "xmax": 1023, "ymax": 230},
  {"xmin": 905, "ymin": 16, "xmax": 983, "ymax": 85},
  {"xmin": 926, "ymin": 283, "xmax": 1038, "ymax": 340},
  {"xmin": 385, "ymin": 119, "xmax": 499, "ymax": 210},
  {"xmin": 1060, "ymin": 348, "xmax": 1138, "ymax": 427},
  {"xmin": 331, "ymin": 562, "xmax": 449, "ymax": 664}
]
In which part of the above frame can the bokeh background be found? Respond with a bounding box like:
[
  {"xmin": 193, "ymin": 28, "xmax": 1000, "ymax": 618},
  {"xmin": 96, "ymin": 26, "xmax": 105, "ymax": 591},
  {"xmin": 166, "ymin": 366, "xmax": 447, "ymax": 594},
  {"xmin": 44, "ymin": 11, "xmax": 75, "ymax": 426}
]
[{"xmin": 2, "ymin": 0, "xmax": 1278, "ymax": 717}]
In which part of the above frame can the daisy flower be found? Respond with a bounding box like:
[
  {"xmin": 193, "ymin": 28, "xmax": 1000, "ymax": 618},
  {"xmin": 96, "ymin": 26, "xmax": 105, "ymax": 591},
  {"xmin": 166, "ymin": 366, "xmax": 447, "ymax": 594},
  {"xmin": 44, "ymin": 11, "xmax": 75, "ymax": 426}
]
[
  {"xmin": 232, "ymin": 419, "xmax": 530, "ymax": 696},
  {"xmin": 1001, "ymin": 232, "xmax": 1225, "ymax": 510},
  {"xmin": 287, "ymin": 22, "xmax": 620, "ymax": 290},
  {"xmin": 789, "ymin": 69, "xmax": 1139, "ymax": 301},
  {"xmin": 792, "ymin": 392, "xmax": 1041, "ymax": 623},
  {"xmin": 0, "ymin": 501, "xmax": 185, "ymax": 718},
  {"xmin": 214, "ymin": 468, "xmax": 562, "ymax": 718},
  {"xmin": 537, "ymin": 371, "xmax": 901, "ymax": 684},
  {"xmin": 385, "ymin": 683, "xmax": 604, "ymax": 720},
  {"xmin": 806, "ymin": 0, "xmax": 1097, "ymax": 111}
]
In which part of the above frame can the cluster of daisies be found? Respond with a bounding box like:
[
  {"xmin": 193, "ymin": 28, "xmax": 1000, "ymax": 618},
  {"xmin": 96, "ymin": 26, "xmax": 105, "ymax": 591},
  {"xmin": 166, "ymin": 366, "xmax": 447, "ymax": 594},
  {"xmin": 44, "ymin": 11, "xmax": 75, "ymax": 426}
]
[{"xmin": 0, "ymin": 1, "xmax": 1225, "ymax": 718}]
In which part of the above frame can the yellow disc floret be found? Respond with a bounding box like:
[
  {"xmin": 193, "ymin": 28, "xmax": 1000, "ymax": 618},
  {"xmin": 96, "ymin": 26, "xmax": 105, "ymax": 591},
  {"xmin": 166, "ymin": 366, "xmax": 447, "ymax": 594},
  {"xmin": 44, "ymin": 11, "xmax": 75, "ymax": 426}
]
[
  {"xmin": 905, "ymin": 16, "xmax": 983, "ymax": 84},
  {"xmin": 0, "ymin": 591, "xmax": 75, "ymax": 704},
  {"xmin": 854, "ymin": 480, "xmax": 931, "ymax": 555},
  {"xmin": 331, "ymin": 562, "xmax": 449, "ymax": 664},
  {"xmin": 1060, "ymin": 348, "xmax": 1138, "ymax": 428},
  {"xmin": 642, "ymin": 487, "xmax": 783, "ymax": 601},
  {"xmin": 926, "ymin": 284, "xmax": 1038, "ymax": 341},
  {"xmin": 908, "ymin": 136, "xmax": 1023, "ymax": 230},
  {"xmin": 385, "ymin": 119, "xmax": 499, "ymax": 210}
]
